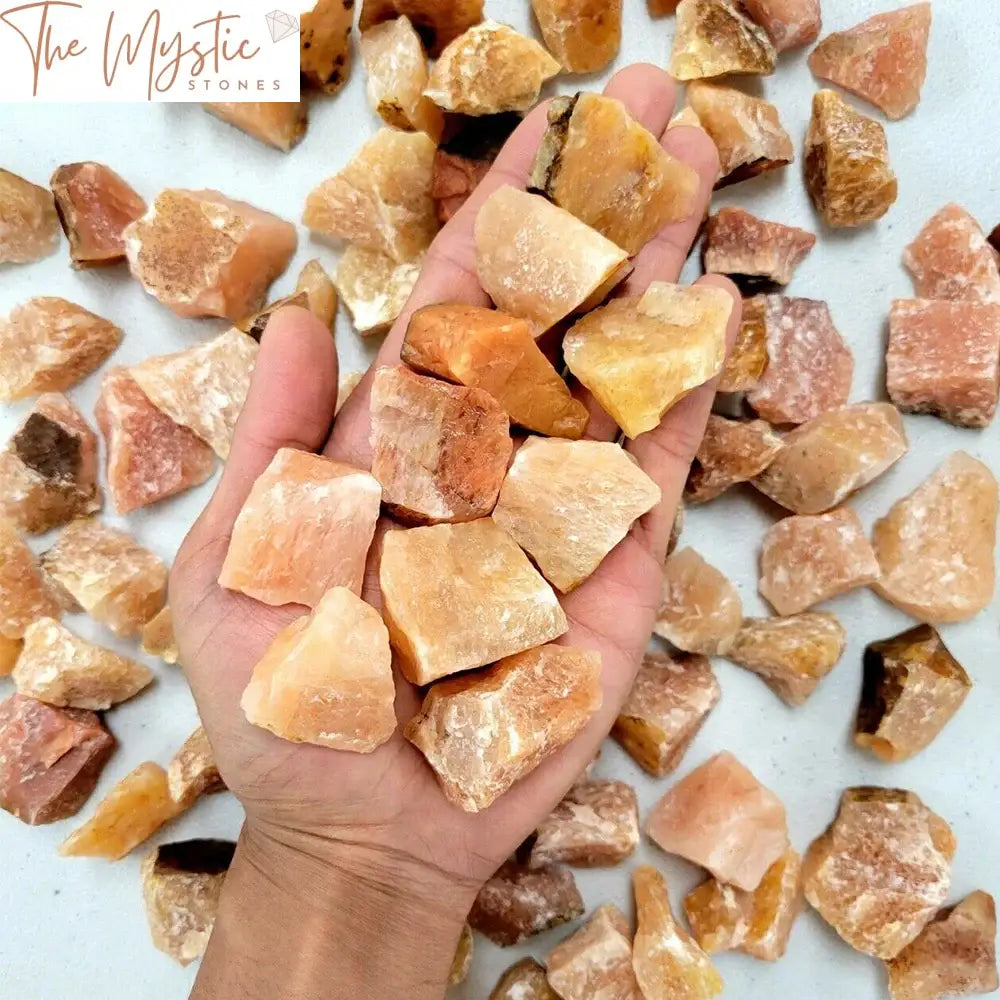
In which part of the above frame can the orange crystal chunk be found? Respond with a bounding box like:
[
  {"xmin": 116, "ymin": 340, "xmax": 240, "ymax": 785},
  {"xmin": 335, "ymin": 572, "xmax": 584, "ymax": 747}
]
[
  {"xmin": 358, "ymin": 0, "xmax": 484, "ymax": 57},
  {"xmin": 448, "ymin": 923, "xmax": 474, "ymax": 986},
  {"xmin": 300, "ymin": 0, "xmax": 354, "ymax": 93},
  {"xmin": 0, "ymin": 168, "xmax": 59, "ymax": 264},
  {"xmin": 336, "ymin": 246, "xmax": 422, "ymax": 336},
  {"xmin": 704, "ymin": 208, "xmax": 816, "ymax": 289},
  {"xmin": 531, "ymin": 0, "xmax": 622, "ymax": 73},
  {"xmin": 220, "ymin": 448, "xmax": 381, "ymax": 607},
  {"xmin": 741, "ymin": 0, "xmax": 820, "ymax": 51},
  {"xmin": 670, "ymin": 0, "xmax": 776, "ymax": 80},
  {"xmin": 803, "ymin": 787, "xmax": 956, "ymax": 959},
  {"xmin": 141, "ymin": 606, "xmax": 178, "ymax": 664},
  {"xmin": 490, "ymin": 958, "xmax": 559, "ymax": 1000},
  {"xmin": 296, "ymin": 259, "xmax": 338, "ymax": 331},
  {"xmin": 685, "ymin": 416, "xmax": 783, "ymax": 504},
  {"xmin": 0, "ymin": 518, "xmax": 61, "ymax": 639},
  {"xmin": 717, "ymin": 297, "xmax": 769, "ymax": 393},
  {"xmin": 203, "ymin": 102, "xmax": 308, "ymax": 152},
  {"xmin": 0, "ymin": 634, "xmax": 21, "ymax": 676},
  {"xmin": 656, "ymin": 548, "xmax": 742, "ymax": 655},
  {"xmin": 167, "ymin": 726, "xmax": 225, "ymax": 810}
]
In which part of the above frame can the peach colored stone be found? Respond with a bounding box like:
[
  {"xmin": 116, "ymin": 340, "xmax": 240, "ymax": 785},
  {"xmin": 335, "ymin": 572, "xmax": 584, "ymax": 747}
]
[
  {"xmin": 490, "ymin": 958, "xmax": 559, "ymax": 1000},
  {"xmin": 670, "ymin": 0, "xmax": 776, "ymax": 80},
  {"xmin": 0, "ymin": 519, "xmax": 61, "ymax": 640},
  {"xmin": 0, "ymin": 168, "xmax": 59, "ymax": 264},
  {"xmin": 656, "ymin": 548, "xmax": 742, "ymax": 655},
  {"xmin": 448, "ymin": 924, "xmax": 474, "ymax": 986},
  {"xmin": 359, "ymin": 0, "xmax": 484, "ymax": 57},
  {"xmin": 369, "ymin": 366, "xmax": 512, "ymax": 523},
  {"xmin": 204, "ymin": 102, "xmax": 308, "ymax": 152},
  {"xmin": 336, "ymin": 246, "xmax": 422, "ymax": 336},
  {"xmin": 647, "ymin": 751, "xmax": 789, "ymax": 891},
  {"xmin": 0, "ymin": 634, "xmax": 21, "ymax": 676},
  {"xmin": 237, "ymin": 292, "xmax": 310, "ymax": 343},
  {"xmin": 300, "ymin": 0, "xmax": 354, "ymax": 93},
  {"xmin": 873, "ymin": 452, "xmax": 998, "ymax": 624},
  {"xmin": 493, "ymin": 438, "xmax": 660, "ymax": 592},
  {"xmin": 704, "ymin": 208, "xmax": 815, "ymax": 289},
  {"xmin": 141, "ymin": 607, "xmax": 178, "ymax": 665},
  {"xmin": 685, "ymin": 416, "xmax": 783, "ymax": 504},
  {"xmin": 742, "ymin": 0, "xmax": 820, "ymax": 51},
  {"xmin": 296, "ymin": 259, "xmax": 338, "ymax": 331},
  {"xmin": 531, "ymin": 0, "xmax": 622, "ymax": 73},
  {"xmin": 717, "ymin": 296, "xmax": 769, "ymax": 393},
  {"xmin": 167, "ymin": 727, "xmax": 225, "ymax": 809}
]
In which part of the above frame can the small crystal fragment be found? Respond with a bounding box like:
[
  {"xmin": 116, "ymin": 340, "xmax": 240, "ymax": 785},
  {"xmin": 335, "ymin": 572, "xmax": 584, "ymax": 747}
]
[
  {"xmin": 531, "ymin": 0, "xmax": 622, "ymax": 72},
  {"xmin": 238, "ymin": 292, "xmax": 311, "ymax": 343},
  {"xmin": 141, "ymin": 606, "xmax": 178, "ymax": 664},
  {"xmin": 50, "ymin": 162, "xmax": 146, "ymax": 267},
  {"xmin": 647, "ymin": 751, "xmax": 789, "ymax": 891},
  {"xmin": 0, "ymin": 297, "xmax": 122, "ymax": 403},
  {"xmin": 142, "ymin": 840, "xmax": 235, "ymax": 966},
  {"xmin": 803, "ymin": 788, "xmax": 956, "ymax": 959},
  {"xmin": 369, "ymin": 366, "xmax": 512, "ymax": 524},
  {"xmin": 686, "ymin": 81, "xmax": 794, "ymax": 187},
  {"xmin": 717, "ymin": 297, "xmax": 769, "ymax": 393},
  {"xmin": 337, "ymin": 372, "xmax": 363, "ymax": 413},
  {"xmin": 493, "ymin": 438, "xmax": 660, "ymax": 592},
  {"xmin": 475, "ymin": 186, "xmax": 631, "ymax": 334},
  {"xmin": 0, "ymin": 634, "xmax": 21, "ymax": 676},
  {"xmin": 203, "ymin": 102, "xmax": 308, "ymax": 152},
  {"xmin": 873, "ymin": 452, "xmax": 998, "ymax": 623},
  {"xmin": 424, "ymin": 21, "xmax": 560, "ymax": 115},
  {"xmin": 130, "ymin": 327, "xmax": 258, "ymax": 459},
  {"xmin": 0, "ymin": 693, "xmax": 114, "ymax": 824},
  {"xmin": 14, "ymin": 618, "xmax": 153, "ymax": 710},
  {"xmin": 753, "ymin": 402, "xmax": 908, "ymax": 514},
  {"xmin": 856, "ymin": 625, "xmax": 972, "ymax": 763},
  {"xmin": 336, "ymin": 246, "xmax": 421, "ymax": 336},
  {"xmin": 490, "ymin": 958, "xmax": 559, "ymax": 1000},
  {"xmin": 669, "ymin": 502, "xmax": 685, "ymax": 556},
  {"xmin": 406, "ymin": 644, "xmax": 600, "ymax": 811},
  {"xmin": 670, "ymin": 0, "xmax": 777, "ymax": 80},
  {"xmin": 632, "ymin": 865, "xmax": 724, "ymax": 1000},
  {"xmin": 529, "ymin": 93, "xmax": 699, "ymax": 255},
  {"xmin": 167, "ymin": 726, "xmax": 225, "ymax": 809},
  {"xmin": 449, "ymin": 923, "xmax": 474, "ymax": 986},
  {"xmin": 760, "ymin": 507, "xmax": 880, "ymax": 615},
  {"xmin": 809, "ymin": 4, "xmax": 931, "ymax": 121},
  {"xmin": 0, "ymin": 518, "xmax": 61, "ymax": 639},
  {"xmin": 564, "ymin": 282, "xmax": 733, "ymax": 438},
  {"xmin": 469, "ymin": 860, "xmax": 585, "ymax": 946},
  {"xmin": 124, "ymin": 189, "xmax": 297, "ymax": 321},
  {"xmin": 886, "ymin": 891, "xmax": 999, "ymax": 1000},
  {"xmin": 0, "ymin": 393, "xmax": 101, "ymax": 533},
  {"xmin": 656, "ymin": 548, "xmax": 742, "ymax": 655},
  {"xmin": 805, "ymin": 90, "xmax": 898, "ymax": 228},
  {"xmin": 613, "ymin": 652, "xmax": 720, "ymax": 777},
  {"xmin": 296, "ymin": 259, "xmax": 338, "ymax": 330},
  {"xmin": 685, "ymin": 416, "xmax": 783, "ymax": 504},
  {"xmin": 726, "ymin": 612, "xmax": 846, "ymax": 706},
  {"xmin": 300, "ymin": 0, "xmax": 354, "ymax": 94},
  {"xmin": 747, "ymin": 295, "xmax": 854, "ymax": 425},
  {"xmin": 0, "ymin": 168, "xmax": 60, "ymax": 264},
  {"xmin": 669, "ymin": 105, "xmax": 702, "ymax": 129},
  {"xmin": 741, "ymin": 0, "xmax": 820, "ymax": 51},
  {"xmin": 358, "ymin": 0, "xmax": 484, "ymax": 57},
  {"xmin": 704, "ymin": 208, "xmax": 816, "ymax": 290}
]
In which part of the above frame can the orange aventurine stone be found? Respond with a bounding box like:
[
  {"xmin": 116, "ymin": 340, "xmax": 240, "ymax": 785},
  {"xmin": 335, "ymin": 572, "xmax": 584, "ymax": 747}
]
[
  {"xmin": 670, "ymin": 0, "xmax": 776, "ymax": 80},
  {"xmin": 300, "ymin": 0, "xmax": 354, "ymax": 93},
  {"xmin": 531, "ymin": 0, "xmax": 622, "ymax": 73},
  {"xmin": 124, "ymin": 190, "xmax": 297, "ymax": 322},
  {"xmin": 359, "ymin": 0, "xmax": 484, "ymax": 57},
  {"xmin": 203, "ymin": 102, "xmax": 308, "ymax": 152},
  {"xmin": 686, "ymin": 416, "xmax": 783, "ymax": 504},
  {"xmin": 704, "ymin": 208, "xmax": 816, "ymax": 289},
  {"xmin": 0, "ymin": 168, "xmax": 59, "ymax": 264},
  {"xmin": 242, "ymin": 587, "xmax": 397, "ymax": 752},
  {"xmin": 0, "ymin": 634, "xmax": 21, "ymax": 675},
  {"xmin": 490, "ymin": 958, "xmax": 559, "ymax": 1000},
  {"xmin": 369, "ymin": 366, "xmax": 512, "ymax": 524},
  {"xmin": 336, "ymin": 246, "xmax": 422, "ymax": 336},
  {"xmin": 718, "ymin": 297, "xmax": 769, "ymax": 393},
  {"xmin": 220, "ymin": 449, "xmax": 381, "ymax": 607},
  {"xmin": 656, "ymin": 548, "xmax": 742, "ymax": 655},
  {"xmin": 141, "ymin": 606, "xmax": 178, "ymax": 664},
  {"xmin": 803, "ymin": 787, "xmax": 956, "ymax": 959},
  {"xmin": 647, "ymin": 751, "xmax": 789, "ymax": 891},
  {"xmin": 406, "ymin": 643, "xmax": 601, "ymax": 812},
  {"xmin": 529, "ymin": 93, "xmax": 700, "ymax": 256},
  {"xmin": 0, "ymin": 518, "xmax": 61, "ymax": 639},
  {"xmin": 742, "ymin": 0, "xmax": 820, "ymax": 51},
  {"xmin": 809, "ymin": 3, "xmax": 931, "ymax": 121},
  {"xmin": 296, "ymin": 259, "xmax": 338, "ymax": 331},
  {"xmin": 167, "ymin": 727, "xmax": 225, "ymax": 809}
]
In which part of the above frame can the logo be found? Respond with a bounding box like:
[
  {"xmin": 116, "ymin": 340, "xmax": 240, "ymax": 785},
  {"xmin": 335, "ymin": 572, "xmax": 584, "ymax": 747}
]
[{"xmin": 265, "ymin": 9, "xmax": 297, "ymax": 43}]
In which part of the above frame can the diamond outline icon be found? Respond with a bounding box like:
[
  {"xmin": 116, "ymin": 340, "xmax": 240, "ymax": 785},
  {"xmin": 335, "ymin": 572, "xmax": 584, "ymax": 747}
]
[{"xmin": 266, "ymin": 9, "xmax": 299, "ymax": 43}]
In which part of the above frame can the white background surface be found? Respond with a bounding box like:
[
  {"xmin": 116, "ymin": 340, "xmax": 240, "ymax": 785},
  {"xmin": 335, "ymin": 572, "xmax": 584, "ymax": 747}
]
[{"xmin": 1, "ymin": 2, "xmax": 998, "ymax": 998}]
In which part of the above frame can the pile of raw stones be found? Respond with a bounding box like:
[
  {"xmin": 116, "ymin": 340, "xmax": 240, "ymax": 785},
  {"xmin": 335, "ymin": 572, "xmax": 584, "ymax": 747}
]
[{"xmin": 0, "ymin": 0, "xmax": 998, "ymax": 997}]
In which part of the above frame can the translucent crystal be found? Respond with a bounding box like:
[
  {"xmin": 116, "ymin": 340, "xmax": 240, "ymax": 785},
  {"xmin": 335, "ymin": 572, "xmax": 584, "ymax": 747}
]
[
  {"xmin": 668, "ymin": 105, "xmax": 703, "ymax": 129},
  {"xmin": 141, "ymin": 606, "xmax": 178, "ymax": 665},
  {"xmin": 490, "ymin": 958, "xmax": 559, "ymax": 1000},
  {"xmin": 669, "ymin": 501, "xmax": 685, "ymax": 556},
  {"xmin": 717, "ymin": 296, "xmax": 769, "ymax": 393},
  {"xmin": 703, "ymin": 208, "xmax": 816, "ymax": 289},
  {"xmin": 358, "ymin": 0, "xmax": 484, "ymax": 57},
  {"xmin": 531, "ymin": 0, "xmax": 622, "ymax": 73},
  {"xmin": 336, "ymin": 246, "xmax": 421, "ymax": 336},
  {"xmin": 656, "ymin": 548, "xmax": 742, "ymax": 655},
  {"xmin": 167, "ymin": 726, "xmax": 225, "ymax": 810},
  {"xmin": 0, "ymin": 168, "xmax": 59, "ymax": 264},
  {"xmin": 0, "ymin": 634, "xmax": 21, "ymax": 676},
  {"xmin": 237, "ymin": 291, "xmax": 310, "ymax": 343},
  {"xmin": 448, "ymin": 923, "xmax": 474, "ymax": 986},
  {"xmin": 670, "ymin": 0, "xmax": 777, "ymax": 80},
  {"xmin": 295, "ymin": 259, "xmax": 338, "ymax": 330},
  {"xmin": 300, "ymin": 0, "xmax": 354, "ymax": 94},
  {"xmin": 741, "ymin": 0, "xmax": 820, "ymax": 51},
  {"xmin": 203, "ymin": 102, "xmax": 308, "ymax": 152},
  {"xmin": 337, "ymin": 372, "xmax": 363, "ymax": 414},
  {"xmin": 685, "ymin": 416, "xmax": 783, "ymax": 504},
  {"xmin": 0, "ymin": 518, "xmax": 61, "ymax": 639}
]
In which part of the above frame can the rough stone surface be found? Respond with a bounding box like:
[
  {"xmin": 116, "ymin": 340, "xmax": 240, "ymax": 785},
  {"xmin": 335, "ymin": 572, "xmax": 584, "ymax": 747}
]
[
  {"xmin": 204, "ymin": 102, "xmax": 308, "ymax": 152},
  {"xmin": 0, "ymin": 168, "xmax": 60, "ymax": 264},
  {"xmin": 141, "ymin": 607, "xmax": 178, "ymax": 665},
  {"xmin": 296, "ymin": 259, "xmax": 338, "ymax": 331},
  {"xmin": 718, "ymin": 296, "xmax": 769, "ymax": 393},
  {"xmin": 531, "ymin": 0, "xmax": 622, "ymax": 73},
  {"xmin": 300, "ymin": 0, "xmax": 354, "ymax": 94},
  {"xmin": 359, "ymin": 0, "xmax": 484, "ymax": 57},
  {"xmin": 686, "ymin": 416, "xmax": 783, "ymax": 504},
  {"xmin": 0, "ymin": 518, "xmax": 61, "ymax": 639},
  {"xmin": 741, "ymin": 0, "xmax": 820, "ymax": 51},
  {"xmin": 490, "ymin": 958, "xmax": 559, "ymax": 999},
  {"xmin": 449, "ymin": 924, "xmax": 474, "ymax": 986},
  {"xmin": 167, "ymin": 727, "xmax": 225, "ymax": 810},
  {"xmin": 336, "ymin": 246, "xmax": 422, "ymax": 336},
  {"xmin": 670, "ymin": 0, "xmax": 777, "ymax": 80},
  {"xmin": 704, "ymin": 208, "xmax": 816, "ymax": 289},
  {"xmin": 0, "ymin": 634, "xmax": 21, "ymax": 676},
  {"xmin": 238, "ymin": 292, "xmax": 310, "ymax": 342},
  {"xmin": 656, "ymin": 548, "xmax": 742, "ymax": 655}
]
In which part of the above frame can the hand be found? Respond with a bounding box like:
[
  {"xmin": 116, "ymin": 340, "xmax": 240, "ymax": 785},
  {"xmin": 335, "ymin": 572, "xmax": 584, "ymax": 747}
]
[{"xmin": 171, "ymin": 63, "xmax": 740, "ymax": 1000}]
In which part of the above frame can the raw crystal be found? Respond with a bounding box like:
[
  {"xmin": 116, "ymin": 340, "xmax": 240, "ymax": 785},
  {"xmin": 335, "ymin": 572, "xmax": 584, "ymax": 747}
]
[
  {"xmin": 167, "ymin": 726, "xmax": 225, "ymax": 809},
  {"xmin": 669, "ymin": 502, "xmax": 685, "ymax": 556},
  {"xmin": 50, "ymin": 162, "xmax": 146, "ymax": 267},
  {"xmin": 42, "ymin": 518, "xmax": 167, "ymax": 637},
  {"xmin": 669, "ymin": 106, "xmax": 702, "ymax": 129},
  {"xmin": 856, "ymin": 625, "xmax": 972, "ymax": 763},
  {"xmin": 747, "ymin": 295, "xmax": 854, "ymax": 425},
  {"xmin": 13, "ymin": 618, "xmax": 153, "ymax": 710},
  {"xmin": 475, "ymin": 186, "xmax": 631, "ymax": 334},
  {"xmin": 142, "ymin": 840, "xmax": 235, "ymax": 966},
  {"xmin": 296, "ymin": 259, "xmax": 338, "ymax": 330},
  {"xmin": 97, "ymin": 368, "xmax": 215, "ymax": 514},
  {"xmin": 808, "ymin": 4, "xmax": 931, "ymax": 120},
  {"xmin": 647, "ymin": 751, "xmax": 789, "ymax": 891},
  {"xmin": 0, "ymin": 693, "xmax": 114, "ymax": 825},
  {"xmin": 760, "ymin": 507, "xmax": 880, "ymax": 615},
  {"xmin": 242, "ymin": 587, "xmax": 396, "ymax": 752},
  {"xmin": 490, "ymin": 958, "xmax": 559, "ymax": 1000},
  {"xmin": 449, "ymin": 924, "xmax": 474, "ymax": 986},
  {"xmin": 237, "ymin": 292, "xmax": 310, "ymax": 343},
  {"xmin": 492, "ymin": 438, "xmax": 660, "ymax": 592},
  {"xmin": 612, "ymin": 652, "xmax": 720, "ymax": 777},
  {"xmin": 547, "ymin": 904, "xmax": 643, "ymax": 1000},
  {"xmin": 0, "ymin": 297, "xmax": 122, "ymax": 403},
  {"xmin": 805, "ymin": 90, "xmax": 898, "ymax": 228},
  {"xmin": 141, "ymin": 606, "xmax": 178, "ymax": 664},
  {"xmin": 686, "ymin": 81, "xmax": 793, "ymax": 188},
  {"xmin": 336, "ymin": 246, "xmax": 421, "ymax": 336},
  {"xmin": 564, "ymin": 282, "xmax": 733, "ymax": 438},
  {"xmin": 684, "ymin": 849, "xmax": 803, "ymax": 961},
  {"xmin": 903, "ymin": 204, "xmax": 1000, "ymax": 305},
  {"xmin": 469, "ymin": 860, "xmax": 585, "ymax": 946},
  {"xmin": 0, "ymin": 168, "xmax": 59, "ymax": 264},
  {"xmin": 886, "ymin": 891, "xmax": 999, "ymax": 1000},
  {"xmin": 725, "ymin": 612, "xmax": 846, "ymax": 706},
  {"xmin": 753, "ymin": 402, "xmax": 908, "ymax": 514},
  {"xmin": 337, "ymin": 372, "xmax": 363, "ymax": 413},
  {"xmin": 670, "ymin": 0, "xmax": 777, "ymax": 80},
  {"xmin": 300, "ymin": 0, "xmax": 354, "ymax": 94},
  {"xmin": 0, "ymin": 518, "xmax": 62, "ymax": 639},
  {"xmin": 529, "ymin": 93, "xmax": 699, "ymax": 256},
  {"xmin": 124, "ymin": 189, "xmax": 297, "ymax": 321},
  {"xmin": 656, "ymin": 548, "xmax": 742, "ymax": 655},
  {"xmin": 369, "ymin": 366, "xmax": 512, "ymax": 524},
  {"xmin": 220, "ymin": 448, "xmax": 381, "ymax": 607},
  {"xmin": 358, "ymin": 0, "xmax": 484, "ymax": 57},
  {"xmin": 632, "ymin": 865, "xmax": 724, "ymax": 1000},
  {"xmin": 0, "ymin": 634, "xmax": 21, "ymax": 675},
  {"xmin": 650, "ymin": 0, "xmax": 680, "ymax": 12},
  {"xmin": 406, "ymin": 644, "xmax": 601, "ymax": 811},
  {"xmin": 703, "ymin": 208, "xmax": 816, "ymax": 289},
  {"xmin": 685, "ymin": 416, "xmax": 783, "ymax": 504},
  {"xmin": 203, "ymin": 102, "xmax": 308, "ymax": 152},
  {"xmin": 803, "ymin": 787, "xmax": 956, "ymax": 959},
  {"xmin": 402, "ymin": 304, "xmax": 589, "ymax": 438},
  {"xmin": 887, "ymin": 299, "xmax": 1000, "ymax": 428},
  {"xmin": 0, "ymin": 393, "xmax": 101, "ymax": 533},
  {"xmin": 741, "ymin": 0, "xmax": 820, "ymax": 51},
  {"xmin": 129, "ymin": 327, "xmax": 258, "ymax": 459},
  {"xmin": 531, "ymin": 0, "xmax": 622, "ymax": 73},
  {"xmin": 61, "ymin": 762, "xmax": 180, "ymax": 860},
  {"xmin": 424, "ymin": 21, "xmax": 560, "ymax": 115},
  {"xmin": 717, "ymin": 297, "xmax": 769, "ymax": 393},
  {"xmin": 530, "ymin": 779, "xmax": 639, "ymax": 868},
  {"xmin": 872, "ymin": 452, "xmax": 998, "ymax": 623}
]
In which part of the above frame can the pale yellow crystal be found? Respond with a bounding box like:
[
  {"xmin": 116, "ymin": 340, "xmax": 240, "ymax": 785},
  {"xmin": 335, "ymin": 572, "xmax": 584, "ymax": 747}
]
[
  {"xmin": 670, "ymin": 0, "xmax": 777, "ymax": 80},
  {"xmin": 141, "ymin": 607, "xmax": 178, "ymax": 665},
  {"xmin": 336, "ymin": 246, "xmax": 422, "ymax": 336},
  {"xmin": 296, "ymin": 259, "xmax": 338, "ymax": 331},
  {"xmin": 0, "ymin": 518, "xmax": 61, "ymax": 639},
  {"xmin": 531, "ymin": 0, "xmax": 622, "ymax": 73},
  {"xmin": 0, "ymin": 168, "xmax": 60, "ymax": 264},
  {"xmin": 167, "ymin": 727, "xmax": 225, "ymax": 810}
]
